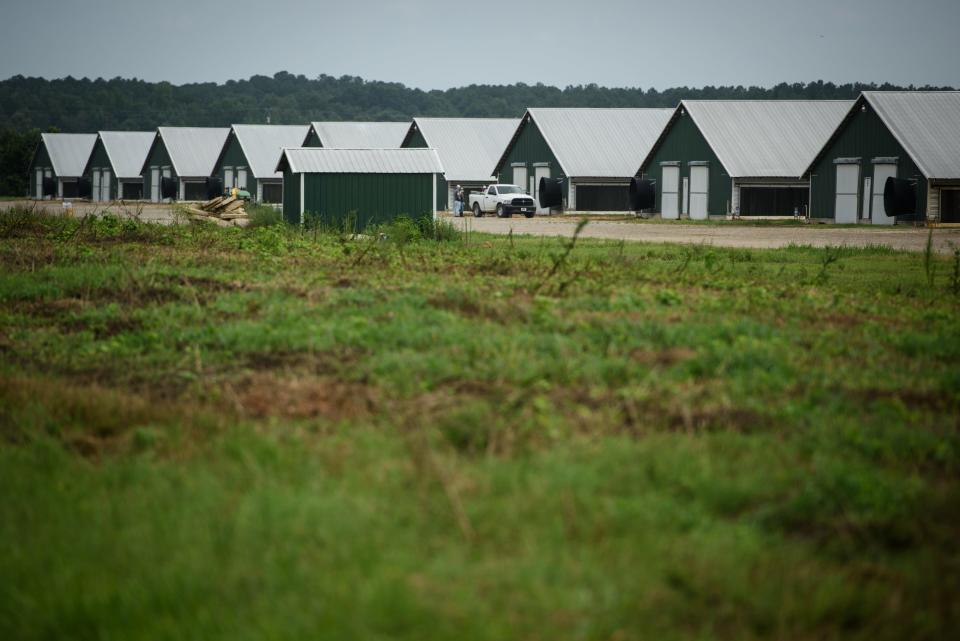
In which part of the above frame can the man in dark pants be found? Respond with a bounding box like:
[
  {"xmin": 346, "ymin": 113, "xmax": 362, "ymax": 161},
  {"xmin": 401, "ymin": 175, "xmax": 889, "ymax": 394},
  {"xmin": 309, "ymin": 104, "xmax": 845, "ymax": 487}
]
[{"xmin": 453, "ymin": 184, "xmax": 464, "ymax": 217}]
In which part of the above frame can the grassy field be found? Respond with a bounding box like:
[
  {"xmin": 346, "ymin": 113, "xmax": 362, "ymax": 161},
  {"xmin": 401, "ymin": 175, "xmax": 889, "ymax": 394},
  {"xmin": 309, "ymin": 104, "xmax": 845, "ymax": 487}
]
[{"xmin": 1, "ymin": 208, "xmax": 958, "ymax": 640}]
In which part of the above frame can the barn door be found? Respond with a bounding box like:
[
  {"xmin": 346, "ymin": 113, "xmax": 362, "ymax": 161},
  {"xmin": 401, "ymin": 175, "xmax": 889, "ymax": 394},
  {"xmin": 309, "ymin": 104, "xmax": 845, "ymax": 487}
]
[
  {"xmin": 224, "ymin": 167, "xmax": 234, "ymax": 190},
  {"xmin": 237, "ymin": 168, "xmax": 247, "ymax": 191},
  {"xmin": 92, "ymin": 170, "xmax": 101, "ymax": 202},
  {"xmin": 689, "ymin": 166, "xmax": 709, "ymax": 220},
  {"xmin": 512, "ymin": 166, "xmax": 527, "ymax": 190},
  {"xmin": 871, "ymin": 164, "xmax": 897, "ymax": 225},
  {"xmin": 151, "ymin": 168, "xmax": 160, "ymax": 202},
  {"xmin": 681, "ymin": 177, "xmax": 690, "ymax": 217},
  {"xmin": 534, "ymin": 166, "xmax": 550, "ymax": 214},
  {"xmin": 35, "ymin": 168, "xmax": 43, "ymax": 199},
  {"xmin": 834, "ymin": 164, "xmax": 859, "ymax": 224},
  {"xmin": 862, "ymin": 178, "xmax": 872, "ymax": 221},
  {"xmin": 101, "ymin": 169, "xmax": 111, "ymax": 201},
  {"xmin": 661, "ymin": 165, "xmax": 679, "ymax": 219}
]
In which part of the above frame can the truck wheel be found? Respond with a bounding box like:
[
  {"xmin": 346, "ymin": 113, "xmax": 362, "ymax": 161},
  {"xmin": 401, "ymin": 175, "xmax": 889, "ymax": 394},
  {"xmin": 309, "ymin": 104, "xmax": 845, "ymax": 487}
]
[
  {"xmin": 473, "ymin": 203, "xmax": 483, "ymax": 217},
  {"xmin": 496, "ymin": 204, "xmax": 504, "ymax": 218},
  {"xmin": 524, "ymin": 210, "xmax": 535, "ymax": 218}
]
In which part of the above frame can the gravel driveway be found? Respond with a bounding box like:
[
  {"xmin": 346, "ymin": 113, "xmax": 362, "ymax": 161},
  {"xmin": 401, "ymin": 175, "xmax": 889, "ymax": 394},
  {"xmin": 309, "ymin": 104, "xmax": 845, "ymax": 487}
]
[{"xmin": 449, "ymin": 215, "xmax": 960, "ymax": 254}]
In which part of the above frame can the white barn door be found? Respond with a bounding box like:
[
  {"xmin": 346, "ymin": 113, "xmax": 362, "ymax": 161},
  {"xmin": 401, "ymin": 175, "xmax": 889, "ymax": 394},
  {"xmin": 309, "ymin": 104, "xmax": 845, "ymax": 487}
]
[
  {"xmin": 689, "ymin": 166, "xmax": 709, "ymax": 220},
  {"xmin": 661, "ymin": 166, "xmax": 679, "ymax": 219},
  {"xmin": 512, "ymin": 166, "xmax": 527, "ymax": 190},
  {"xmin": 834, "ymin": 164, "xmax": 860, "ymax": 224},
  {"xmin": 101, "ymin": 169, "xmax": 111, "ymax": 201},
  {"xmin": 35, "ymin": 168, "xmax": 43, "ymax": 199},
  {"xmin": 151, "ymin": 168, "xmax": 160, "ymax": 202},
  {"xmin": 237, "ymin": 168, "xmax": 247, "ymax": 191},
  {"xmin": 92, "ymin": 170, "xmax": 101, "ymax": 202},
  {"xmin": 872, "ymin": 164, "xmax": 897, "ymax": 225}
]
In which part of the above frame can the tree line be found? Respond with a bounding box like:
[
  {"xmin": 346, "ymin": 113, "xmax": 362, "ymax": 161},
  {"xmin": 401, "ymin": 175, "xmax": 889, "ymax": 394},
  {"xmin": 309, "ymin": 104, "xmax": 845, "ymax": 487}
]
[{"xmin": 0, "ymin": 72, "xmax": 953, "ymax": 196}]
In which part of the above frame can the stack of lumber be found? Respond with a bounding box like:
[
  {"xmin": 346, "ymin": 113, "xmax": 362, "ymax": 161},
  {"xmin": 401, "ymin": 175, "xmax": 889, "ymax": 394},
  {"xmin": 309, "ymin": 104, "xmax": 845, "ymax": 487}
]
[{"xmin": 183, "ymin": 195, "xmax": 248, "ymax": 221}]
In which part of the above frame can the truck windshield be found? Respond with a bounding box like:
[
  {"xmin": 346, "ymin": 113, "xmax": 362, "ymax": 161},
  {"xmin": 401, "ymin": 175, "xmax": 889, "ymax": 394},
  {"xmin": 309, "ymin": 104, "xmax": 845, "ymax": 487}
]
[{"xmin": 497, "ymin": 185, "xmax": 523, "ymax": 194}]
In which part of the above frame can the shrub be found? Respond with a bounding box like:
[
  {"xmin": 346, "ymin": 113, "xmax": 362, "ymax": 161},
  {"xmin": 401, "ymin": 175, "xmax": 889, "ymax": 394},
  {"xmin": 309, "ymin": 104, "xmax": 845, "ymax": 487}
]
[{"xmin": 246, "ymin": 204, "xmax": 283, "ymax": 228}]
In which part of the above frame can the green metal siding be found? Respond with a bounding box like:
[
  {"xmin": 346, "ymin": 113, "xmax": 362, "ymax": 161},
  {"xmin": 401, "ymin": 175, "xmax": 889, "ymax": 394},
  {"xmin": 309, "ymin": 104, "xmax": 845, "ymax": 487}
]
[
  {"xmin": 84, "ymin": 139, "xmax": 114, "ymax": 199},
  {"xmin": 28, "ymin": 142, "xmax": 55, "ymax": 196},
  {"xmin": 401, "ymin": 128, "xmax": 447, "ymax": 209},
  {"xmin": 807, "ymin": 103, "xmax": 926, "ymax": 222},
  {"xmin": 403, "ymin": 129, "xmax": 428, "ymax": 149},
  {"xmin": 639, "ymin": 113, "xmax": 731, "ymax": 216},
  {"xmin": 214, "ymin": 133, "xmax": 256, "ymax": 194},
  {"xmin": 303, "ymin": 130, "xmax": 322, "ymax": 147},
  {"xmin": 283, "ymin": 170, "xmax": 300, "ymax": 224},
  {"xmin": 495, "ymin": 119, "xmax": 564, "ymax": 191},
  {"xmin": 302, "ymin": 173, "xmax": 434, "ymax": 229},
  {"xmin": 142, "ymin": 138, "xmax": 177, "ymax": 200}
]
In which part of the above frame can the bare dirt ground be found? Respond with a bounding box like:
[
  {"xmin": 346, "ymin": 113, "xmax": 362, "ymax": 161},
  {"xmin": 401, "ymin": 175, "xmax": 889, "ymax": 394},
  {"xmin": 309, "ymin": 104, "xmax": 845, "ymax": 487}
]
[
  {"xmin": 449, "ymin": 214, "xmax": 960, "ymax": 254},
  {"xmin": 6, "ymin": 200, "xmax": 959, "ymax": 253},
  {"xmin": 3, "ymin": 199, "xmax": 244, "ymax": 227}
]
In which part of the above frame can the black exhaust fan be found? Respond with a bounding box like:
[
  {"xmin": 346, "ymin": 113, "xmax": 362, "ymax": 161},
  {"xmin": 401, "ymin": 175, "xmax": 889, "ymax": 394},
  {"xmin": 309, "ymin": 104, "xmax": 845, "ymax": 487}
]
[
  {"xmin": 206, "ymin": 176, "xmax": 223, "ymax": 199},
  {"xmin": 78, "ymin": 177, "xmax": 92, "ymax": 199},
  {"xmin": 538, "ymin": 177, "xmax": 563, "ymax": 209},
  {"xmin": 160, "ymin": 177, "xmax": 177, "ymax": 200},
  {"xmin": 883, "ymin": 177, "xmax": 915, "ymax": 218},
  {"xmin": 41, "ymin": 177, "xmax": 56, "ymax": 197},
  {"xmin": 629, "ymin": 177, "xmax": 656, "ymax": 211}
]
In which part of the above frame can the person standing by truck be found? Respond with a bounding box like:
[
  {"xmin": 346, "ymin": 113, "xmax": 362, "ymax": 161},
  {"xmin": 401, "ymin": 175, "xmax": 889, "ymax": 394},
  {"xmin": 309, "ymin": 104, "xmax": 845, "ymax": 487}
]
[{"xmin": 453, "ymin": 185, "xmax": 464, "ymax": 217}]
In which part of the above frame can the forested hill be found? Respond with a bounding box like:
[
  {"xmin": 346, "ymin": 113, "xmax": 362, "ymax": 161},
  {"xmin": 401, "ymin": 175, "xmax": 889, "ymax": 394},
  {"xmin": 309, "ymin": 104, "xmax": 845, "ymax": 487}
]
[{"xmin": 1, "ymin": 71, "xmax": 953, "ymax": 132}]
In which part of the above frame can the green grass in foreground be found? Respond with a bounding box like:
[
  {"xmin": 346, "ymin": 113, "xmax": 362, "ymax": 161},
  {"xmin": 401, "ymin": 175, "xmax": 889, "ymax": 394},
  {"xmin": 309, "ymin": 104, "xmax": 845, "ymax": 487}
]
[{"xmin": 0, "ymin": 208, "xmax": 958, "ymax": 640}]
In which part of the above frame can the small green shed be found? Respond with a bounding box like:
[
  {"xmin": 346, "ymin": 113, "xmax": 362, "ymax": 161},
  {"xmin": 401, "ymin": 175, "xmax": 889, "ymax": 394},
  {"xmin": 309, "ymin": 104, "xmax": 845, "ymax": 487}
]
[
  {"xmin": 276, "ymin": 147, "xmax": 443, "ymax": 228},
  {"xmin": 28, "ymin": 133, "xmax": 97, "ymax": 199},
  {"xmin": 804, "ymin": 91, "xmax": 960, "ymax": 224}
]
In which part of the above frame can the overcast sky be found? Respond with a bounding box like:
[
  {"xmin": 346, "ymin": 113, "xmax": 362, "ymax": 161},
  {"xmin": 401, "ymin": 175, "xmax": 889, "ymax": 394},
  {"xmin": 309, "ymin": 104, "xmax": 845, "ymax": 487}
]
[{"xmin": 1, "ymin": 0, "xmax": 958, "ymax": 90}]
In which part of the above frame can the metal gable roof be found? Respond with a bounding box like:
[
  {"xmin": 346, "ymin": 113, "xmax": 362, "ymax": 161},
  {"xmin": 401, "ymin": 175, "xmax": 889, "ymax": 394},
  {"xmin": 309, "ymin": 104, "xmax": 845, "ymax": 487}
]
[
  {"xmin": 230, "ymin": 124, "xmax": 311, "ymax": 179},
  {"xmin": 863, "ymin": 91, "xmax": 960, "ymax": 179},
  {"xmin": 40, "ymin": 133, "xmax": 97, "ymax": 177},
  {"xmin": 97, "ymin": 131, "xmax": 155, "ymax": 179},
  {"xmin": 520, "ymin": 108, "xmax": 674, "ymax": 178},
  {"xmin": 407, "ymin": 117, "xmax": 518, "ymax": 183},
  {"xmin": 156, "ymin": 127, "xmax": 230, "ymax": 177},
  {"xmin": 276, "ymin": 148, "xmax": 443, "ymax": 174},
  {"xmin": 308, "ymin": 121, "xmax": 410, "ymax": 149},
  {"xmin": 681, "ymin": 100, "xmax": 853, "ymax": 178}
]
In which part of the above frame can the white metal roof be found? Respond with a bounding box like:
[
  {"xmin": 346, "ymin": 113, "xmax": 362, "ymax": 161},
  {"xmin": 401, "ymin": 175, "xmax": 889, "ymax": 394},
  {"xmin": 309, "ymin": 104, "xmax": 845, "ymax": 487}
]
[
  {"xmin": 230, "ymin": 124, "xmax": 311, "ymax": 179},
  {"xmin": 276, "ymin": 148, "xmax": 443, "ymax": 174},
  {"xmin": 155, "ymin": 127, "xmax": 230, "ymax": 177},
  {"xmin": 97, "ymin": 131, "xmax": 155, "ymax": 179},
  {"xmin": 40, "ymin": 133, "xmax": 97, "ymax": 177},
  {"xmin": 406, "ymin": 117, "xmax": 519, "ymax": 183},
  {"xmin": 862, "ymin": 91, "xmax": 960, "ymax": 179},
  {"xmin": 509, "ymin": 108, "xmax": 674, "ymax": 178},
  {"xmin": 680, "ymin": 100, "xmax": 853, "ymax": 178},
  {"xmin": 308, "ymin": 121, "xmax": 410, "ymax": 149}
]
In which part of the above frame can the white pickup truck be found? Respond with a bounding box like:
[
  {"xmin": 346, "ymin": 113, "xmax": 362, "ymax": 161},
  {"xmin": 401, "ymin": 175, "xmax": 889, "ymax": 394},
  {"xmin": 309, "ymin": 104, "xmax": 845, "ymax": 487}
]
[{"xmin": 468, "ymin": 184, "xmax": 537, "ymax": 218}]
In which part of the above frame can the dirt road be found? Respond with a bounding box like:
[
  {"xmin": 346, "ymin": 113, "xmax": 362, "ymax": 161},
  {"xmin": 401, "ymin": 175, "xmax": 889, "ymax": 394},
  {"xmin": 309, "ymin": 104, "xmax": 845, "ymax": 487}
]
[{"xmin": 449, "ymin": 215, "xmax": 960, "ymax": 254}]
